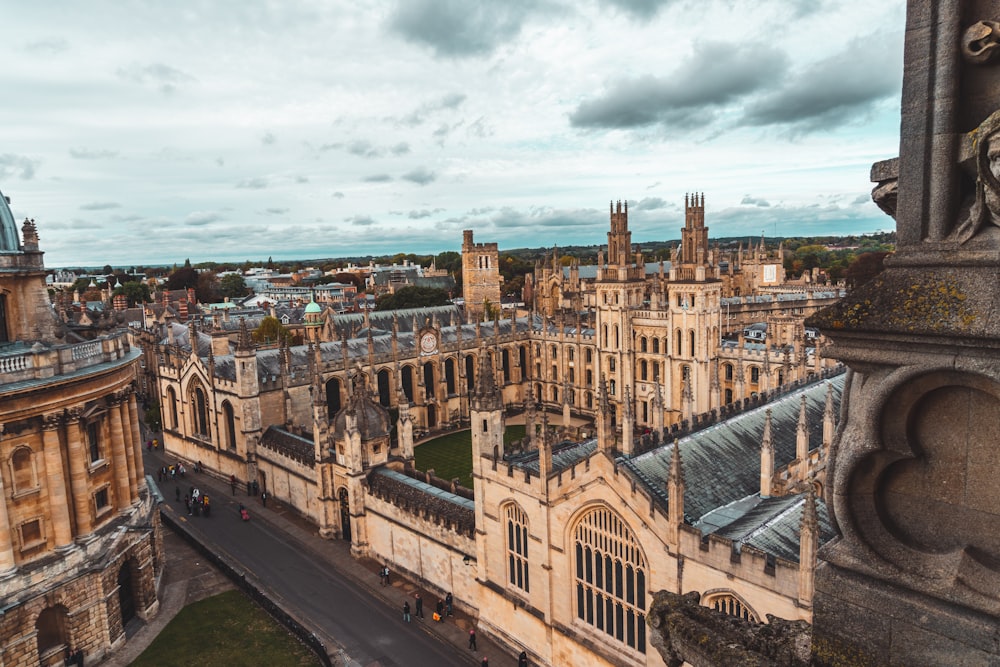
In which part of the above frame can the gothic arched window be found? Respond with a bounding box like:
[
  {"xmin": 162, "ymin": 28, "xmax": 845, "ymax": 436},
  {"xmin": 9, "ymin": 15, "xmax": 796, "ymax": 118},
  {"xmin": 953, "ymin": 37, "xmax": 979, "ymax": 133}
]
[
  {"xmin": 505, "ymin": 503, "xmax": 529, "ymax": 593},
  {"xmin": 573, "ymin": 507, "xmax": 646, "ymax": 653},
  {"xmin": 705, "ymin": 592, "xmax": 759, "ymax": 623},
  {"xmin": 193, "ymin": 386, "xmax": 209, "ymax": 437},
  {"xmin": 222, "ymin": 401, "xmax": 237, "ymax": 451}
]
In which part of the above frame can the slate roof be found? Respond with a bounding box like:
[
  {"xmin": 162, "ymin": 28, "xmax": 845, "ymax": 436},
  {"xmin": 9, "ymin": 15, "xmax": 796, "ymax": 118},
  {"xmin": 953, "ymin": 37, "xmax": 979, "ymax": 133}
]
[
  {"xmin": 259, "ymin": 425, "xmax": 315, "ymax": 467},
  {"xmin": 708, "ymin": 493, "xmax": 835, "ymax": 563},
  {"xmin": 506, "ymin": 439, "xmax": 599, "ymax": 475},
  {"xmin": 620, "ymin": 375, "xmax": 843, "ymax": 523}
]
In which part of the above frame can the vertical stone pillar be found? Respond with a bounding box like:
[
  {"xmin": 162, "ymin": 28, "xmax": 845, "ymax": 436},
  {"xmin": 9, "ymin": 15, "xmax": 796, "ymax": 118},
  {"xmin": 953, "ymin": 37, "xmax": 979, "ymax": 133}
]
[
  {"xmin": 128, "ymin": 393, "xmax": 147, "ymax": 493},
  {"xmin": 42, "ymin": 414, "xmax": 74, "ymax": 549},
  {"xmin": 117, "ymin": 397, "xmax": 138, "ymax": 504},
  {"xmin": 0, "ymin": 473, "xmax": 17, "ymax": 576},
  {"xmin": 66, "ymin": 410, "xmax": 94, "ymax": 537},
  {"xmin": 108, "ymin": 397, "xmax": 132, "ymax": 511}
]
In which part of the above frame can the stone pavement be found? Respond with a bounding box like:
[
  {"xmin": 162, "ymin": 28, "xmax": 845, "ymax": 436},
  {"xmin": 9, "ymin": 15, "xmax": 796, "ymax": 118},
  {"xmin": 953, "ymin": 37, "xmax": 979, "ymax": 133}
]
[{"xmin": 102, "ymin": 445, "xmax": 522, "ymax": 666}]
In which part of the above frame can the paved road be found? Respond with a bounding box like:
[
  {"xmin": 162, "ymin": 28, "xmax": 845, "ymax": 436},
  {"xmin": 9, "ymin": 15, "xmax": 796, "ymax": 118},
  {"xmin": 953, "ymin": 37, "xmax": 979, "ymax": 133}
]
[{"xmin": 147, "ymin": 450, "xmax": 495, "ymax": 667}]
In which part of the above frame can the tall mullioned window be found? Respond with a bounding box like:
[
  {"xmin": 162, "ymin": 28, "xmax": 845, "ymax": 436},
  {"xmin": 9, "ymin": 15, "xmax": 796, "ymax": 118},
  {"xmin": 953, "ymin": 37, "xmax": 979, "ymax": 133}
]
[
  {"xmin": 87, "ymin": 421, "xmax": 101, "ymax": 463},
  {"xmin": 574, "ymin": 507, "xmax": 647, "ymax": 653},
  {"xmin": 505, "ymin": 503, "xmax": 529, "ymax": 593}
]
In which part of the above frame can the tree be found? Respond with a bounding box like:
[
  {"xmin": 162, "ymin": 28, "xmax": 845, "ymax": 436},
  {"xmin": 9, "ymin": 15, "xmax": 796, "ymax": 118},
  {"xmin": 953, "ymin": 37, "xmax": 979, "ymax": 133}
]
[
  {"xmin": 166, "ymin": 266, "xmax": 199, "ymax": 291},
  {"xmin": 144, "ymin": 401, "xmax": 161, "ymax": 432},
  {"xmin": 196, "ymin": 271, "xmax": 221, "ymax": 303},
  {"xmin": 219, "ymin": 274, "xmax": 249, "ymax": 299},
  {"xmin": 375, "ymin": 286, "xmax": 450, "ymax": 310},
  {"xmin": 252, "ymin": 316, "xmax": 293, "ymax": 345},
  {"xmin": 112, "ymin": 281, "xmax": 152, "ymax": 307}
]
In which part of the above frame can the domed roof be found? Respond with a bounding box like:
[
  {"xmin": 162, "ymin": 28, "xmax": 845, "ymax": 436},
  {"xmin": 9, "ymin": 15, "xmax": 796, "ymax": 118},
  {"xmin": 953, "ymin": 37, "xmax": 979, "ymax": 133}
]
[
  {"xmin": 0, "ymin": 190, "xmax": 20, "ymax": 252},
  {"xmin": 333, "ymin": 375, "xmax": 391, "ymax": 441},
  {"xmin": 305, "ymin": 300, "xmax": 322, "ymax": 314}
]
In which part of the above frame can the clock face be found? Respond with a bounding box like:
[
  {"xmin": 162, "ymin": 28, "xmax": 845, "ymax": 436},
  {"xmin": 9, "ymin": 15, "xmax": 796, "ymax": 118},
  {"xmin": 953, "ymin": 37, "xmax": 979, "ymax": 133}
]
[{"xmin": 420, "ymin": 332, "xmax": 437, "ymax": 354}]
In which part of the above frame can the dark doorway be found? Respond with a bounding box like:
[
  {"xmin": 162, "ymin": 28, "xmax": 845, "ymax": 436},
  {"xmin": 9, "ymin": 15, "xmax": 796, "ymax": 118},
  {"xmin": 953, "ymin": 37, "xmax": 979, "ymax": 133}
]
[
  {"xmin": 117, "ymin": 562, "xmax": 137, "ymax": 628},
  {"xmin": 338, "ymin": 488, "xmax": 351, "ymax": 541},
  {"xmin": 427, "ymin": 404, "xmax": 437, "ymax": 428}
]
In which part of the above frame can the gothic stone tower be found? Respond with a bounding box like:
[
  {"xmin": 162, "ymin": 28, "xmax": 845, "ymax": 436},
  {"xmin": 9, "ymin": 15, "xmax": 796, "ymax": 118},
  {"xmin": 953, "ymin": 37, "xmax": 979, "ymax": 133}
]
[
  {"xmin": 594, "ymin": 201, "xmax": 645, "ymax": 452},
  {"xmin": 461, "ymin": 230, "xmax": 502, "ymax": 317},
  {"xmin": 665, "ymin": 194, "xmax": 722, "ymax": 425}
]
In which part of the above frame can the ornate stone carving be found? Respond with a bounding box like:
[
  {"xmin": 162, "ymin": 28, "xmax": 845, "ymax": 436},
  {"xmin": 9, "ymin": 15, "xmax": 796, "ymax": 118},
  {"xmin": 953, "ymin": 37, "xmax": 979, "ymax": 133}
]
[
  {"xmin": 956, "ymin": 108, "xmax": 1000, "ymax": 242},
  {"xmin": 41, "ymin": 412, "xmax": 63, "ymax": 430},
  {"xmin": 839, "ymin": 370, "xmax": 1000, "ymax": 611},
  {"xmin": 962, "ymin": 20, "xmax": 1000, "ymax": 65},
  {"xmin": 646, "ymin": 590, "xmax": 811, "ymax": 667}
]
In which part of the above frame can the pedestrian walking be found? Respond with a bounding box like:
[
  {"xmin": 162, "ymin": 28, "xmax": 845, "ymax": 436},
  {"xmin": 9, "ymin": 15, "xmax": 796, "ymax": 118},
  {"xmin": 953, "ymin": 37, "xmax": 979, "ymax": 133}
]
[
  {"xmin": 435, "ymin": 599, "xmax": 444, "ymax": 621},
  {"xmin": 230, "ymin": 474, "xmax": 237, "ymax": 495},
  {"xmin": 261, "ymin": 491, "xmax": 268, "ymax": 507},
  {"xmin": 414, "ymin": 592, "xmax": 423, "ymax": 618},
  {"xmin": 468, "ymin": 628, "xmax": 477, "ymax": 650},
  {"xmin": 383, "ymin": 564, "xmax": 391, "ymax": 586},
  {"xmin": 403, "ymin": 601, "xmax": 411, "ymax": 622},
  {"xmin": 518, "ymin": 650, "xmax": 529, "ymax": 666},
  {"xmin": 481, "ymin": 658, "xmax": 489, "ymax": 667},
  {"xmin": 445, "ymin": 592, "xmax": 453, "ymax": 616}
]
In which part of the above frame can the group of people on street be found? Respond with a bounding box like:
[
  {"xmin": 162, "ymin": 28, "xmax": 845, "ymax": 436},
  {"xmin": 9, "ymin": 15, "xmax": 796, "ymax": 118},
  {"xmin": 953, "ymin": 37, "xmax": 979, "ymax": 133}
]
[
  {"xmin": 181, "ymin": 486, "xmax": 210, "ymax": 517},
  {"xmin": 156, "ymin": 462, "xmax": 186, "ymax": 482}
]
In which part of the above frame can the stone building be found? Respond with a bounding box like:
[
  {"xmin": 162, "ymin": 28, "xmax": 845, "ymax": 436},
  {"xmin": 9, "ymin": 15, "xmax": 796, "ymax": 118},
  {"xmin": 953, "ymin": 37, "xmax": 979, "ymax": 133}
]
[
  {"xmin": 0, "ymin": 193, "xmax": 161, "ymax": 667},
  {"xmin": 461, "ymin": 229, "xmax": 502, "ymax": 315},
  {"xmin": 146, "ymin": 193, "xmax": 847, "ymax": 665}
]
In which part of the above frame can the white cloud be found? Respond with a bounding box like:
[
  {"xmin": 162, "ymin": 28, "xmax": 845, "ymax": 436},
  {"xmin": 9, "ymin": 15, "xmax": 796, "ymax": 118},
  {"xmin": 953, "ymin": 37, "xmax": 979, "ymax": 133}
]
[{"xmin": 0, "ymin": 0, "xmax": 905, "ymax": 265}]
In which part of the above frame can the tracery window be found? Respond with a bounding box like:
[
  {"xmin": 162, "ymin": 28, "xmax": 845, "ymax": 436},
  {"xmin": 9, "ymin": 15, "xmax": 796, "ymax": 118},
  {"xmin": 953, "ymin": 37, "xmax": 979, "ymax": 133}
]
[
  {"xmin": 505, "ymin": 503, "xmax": 529, "ymax": 593},
  {"xmin": 706, "ymin": 593, "xmax": 758, "ymax": 623},
  {"xmin": 573, "ymin": 507, "xmax": 646, "ymax": 653}
]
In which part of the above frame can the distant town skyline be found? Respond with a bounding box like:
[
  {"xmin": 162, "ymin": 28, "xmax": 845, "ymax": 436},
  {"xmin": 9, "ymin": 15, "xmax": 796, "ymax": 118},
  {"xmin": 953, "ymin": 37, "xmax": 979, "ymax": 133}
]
[{"xmin": 4, "ymin": 0, "xmax": 904, "ymax": 267}]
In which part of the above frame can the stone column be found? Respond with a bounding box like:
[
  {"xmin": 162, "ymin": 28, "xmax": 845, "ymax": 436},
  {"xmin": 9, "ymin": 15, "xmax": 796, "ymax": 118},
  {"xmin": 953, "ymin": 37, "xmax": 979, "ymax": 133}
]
[
  {"xmin": 117, "ymin": 393, "xmax": 138, "ymax": 503},
  {"xmin": 108, "ymin": 398, "xmax": 132, "ymax": 512},
  {"xmin": 41, "ymin": 414, "xmax": 74, "ymax": 549},
  {"xmin": 66, "ymin": 410, "xmax": 94, "ymax": 537},
  {"xmin": 128, "ymin": 393, "xmax": 147, "ymax": 493},
  {"xmin": 0, "ymin": 473, "xmax": 17, "ymax": 576}
]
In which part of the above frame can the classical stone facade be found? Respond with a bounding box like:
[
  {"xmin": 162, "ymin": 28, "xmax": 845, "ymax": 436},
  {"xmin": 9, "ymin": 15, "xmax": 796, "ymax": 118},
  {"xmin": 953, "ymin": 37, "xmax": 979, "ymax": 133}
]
[{"xmin": 0, "ymin": 195, "xmax": 160, "ymax": 667}]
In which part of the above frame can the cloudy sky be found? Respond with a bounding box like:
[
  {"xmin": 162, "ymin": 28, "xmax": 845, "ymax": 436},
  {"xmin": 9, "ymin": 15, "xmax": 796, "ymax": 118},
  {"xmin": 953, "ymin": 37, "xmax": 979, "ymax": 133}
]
[{"xmin": 3, "ymin": 0, "xmax": 905, "ymax": 267}]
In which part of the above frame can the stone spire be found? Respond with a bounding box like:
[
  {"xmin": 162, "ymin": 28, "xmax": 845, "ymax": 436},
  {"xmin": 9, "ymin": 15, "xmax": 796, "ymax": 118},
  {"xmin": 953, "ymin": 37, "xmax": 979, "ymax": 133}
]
[
  {"xmin": 538, "ymin": 411, "xmax": 552, "ymax": 480},
  {"xmin": 472, "ymin": 350, "xmax": 502, "ymax": 412},
  {"xmin": 798, "ymin": 487, "xmax": 819, "ymax": 606},
  {"xmin": 667, "ymin": 439, "xmax": 685, "ymax": 545},
  {"xmin": 796, "ymin": 395, "xmax": 810, "ymax": 465},
  {"xmin": 822, "ymin": 382, "xmax": 836, "ymax": 454},
  {"xmin": 681, "ymin": 373, "xmax": 693, "ymax": 424},
  {"xmin": 621, "ymin": 385, "xmax": 634, "ymax": 455},
  {"xmin": 237, "ymin": 317, "xmax": 252, "ymax": 352},
  {"xmin": 760, "ymin": 408, "xmax": 774, "ymax": 498},
  {"xmin": 596, "ymin": 374, "xmax": 613, "ymax": 452}
]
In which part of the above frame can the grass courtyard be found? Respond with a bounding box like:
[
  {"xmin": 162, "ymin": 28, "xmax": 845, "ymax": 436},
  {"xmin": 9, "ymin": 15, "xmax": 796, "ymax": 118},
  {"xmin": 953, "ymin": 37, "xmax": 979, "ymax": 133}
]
[
  {"xmin": 413, "ymin": 424, "xmax": 526, "ymax": 489},
  {"xmin": 130, "ymin": 589, "xmax": 320, "ymax": 667}
]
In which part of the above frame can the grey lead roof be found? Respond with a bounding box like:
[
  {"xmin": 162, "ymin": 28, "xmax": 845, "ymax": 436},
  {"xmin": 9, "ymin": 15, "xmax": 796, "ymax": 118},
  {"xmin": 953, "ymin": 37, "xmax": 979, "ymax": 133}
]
[{"xmin": 620, "ymin": 375, "xmax": 843, "ymax": 523}]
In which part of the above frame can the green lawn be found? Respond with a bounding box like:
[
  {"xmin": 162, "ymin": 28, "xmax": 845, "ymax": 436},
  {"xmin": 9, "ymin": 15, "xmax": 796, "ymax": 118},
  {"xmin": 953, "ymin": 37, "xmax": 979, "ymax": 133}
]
[
  {"xmin": 131, "ymin": 589, "xmax": 320, "ymax": 667},
  {"xmin": 414, "ymin": 424, "xmax": 526, "ymax": 489}
]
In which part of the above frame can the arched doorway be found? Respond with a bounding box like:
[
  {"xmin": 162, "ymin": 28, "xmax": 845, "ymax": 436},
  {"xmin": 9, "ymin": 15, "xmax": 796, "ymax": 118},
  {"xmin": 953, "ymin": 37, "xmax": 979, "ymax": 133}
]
[
  {"xmin": 338, "ymin": 487, "xmax": 351, "ymax": 541},
  {"xmin": 35, "ymin": 605, "xmax": 69, "ymax": 665},
  {"xmin": 117, "ymin": 561, "xmax": 137, "ymax": 629}
]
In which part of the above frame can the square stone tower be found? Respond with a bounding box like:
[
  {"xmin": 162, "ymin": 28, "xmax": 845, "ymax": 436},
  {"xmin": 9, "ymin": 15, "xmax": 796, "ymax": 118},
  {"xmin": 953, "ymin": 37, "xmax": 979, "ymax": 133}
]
[{"xmin": 461, "ymin": 230, "xmax": 502, "ymax": 317}]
